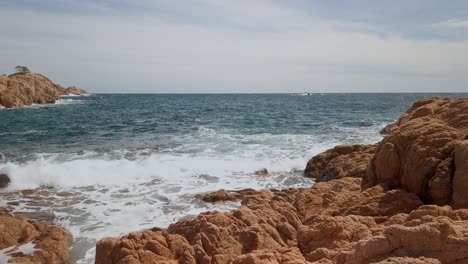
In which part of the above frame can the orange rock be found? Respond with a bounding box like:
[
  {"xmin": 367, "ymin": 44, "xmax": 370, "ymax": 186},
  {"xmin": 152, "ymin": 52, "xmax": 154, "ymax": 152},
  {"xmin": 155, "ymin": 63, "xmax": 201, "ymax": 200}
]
[
  {"xmin": 0, "ymin": 73, "xmax": 87, "ymax": 108},
  {"xmin": 0, "ymin": 211, "xmax": 71, "ymax": 263},
  {"xmin": 364, "ymin": 98, "xmax": 468, "ymax": 204},
  {"xmin": 95, "ymin": 178, "xmax": 423, "ymax": 264},
  {"xmin": 65, "ymin": 86, "xmax": 88, "ymax": 95},
  {"xmin": 95, "ymin": 97, "xmax": 468, "ymax": 264},
  {"xmin": 304, "ymin": 144, "xmax": 377, "ymax": 181}
]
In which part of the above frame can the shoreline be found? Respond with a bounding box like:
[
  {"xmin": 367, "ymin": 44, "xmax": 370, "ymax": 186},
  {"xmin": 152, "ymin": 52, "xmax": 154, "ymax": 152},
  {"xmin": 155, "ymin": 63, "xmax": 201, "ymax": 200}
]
[{"xmin": 0, "ymin": 96, "xmax": 467, "ymax": 263}]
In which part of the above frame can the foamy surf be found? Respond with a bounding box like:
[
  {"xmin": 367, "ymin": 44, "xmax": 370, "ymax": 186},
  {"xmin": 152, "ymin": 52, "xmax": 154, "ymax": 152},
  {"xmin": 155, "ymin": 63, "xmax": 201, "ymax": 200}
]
[{"xmin": 0, "ymin": 145, "xmax": 323, "ymax": 263}]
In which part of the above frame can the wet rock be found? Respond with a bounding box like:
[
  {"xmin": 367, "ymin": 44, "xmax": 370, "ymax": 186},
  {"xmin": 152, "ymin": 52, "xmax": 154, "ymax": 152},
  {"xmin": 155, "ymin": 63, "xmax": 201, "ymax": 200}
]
[
  {"xmin": 95, "ymin": 178, "xmax": 423, "ymax": 264},
  {"xmin": 196, "ymin": 189, "xmax": 238, "ymax": 203},
  {"xmin": 304, "ymin": 144, "xmax": 377, "ymax": 181},
  {"xmin": 254, "ymin": 168, "xmax": 269, "ymax": 176},
  {"xmin": 0, "ymin": 173, "xmax": 10, "ymax": 188},
  {"xmin": 94, "ymin": 97, "xmax": 468, "ymax": 264},
  {"xmin": 379, "ymin": 122, "xmax": 395, "ymax": 135}
]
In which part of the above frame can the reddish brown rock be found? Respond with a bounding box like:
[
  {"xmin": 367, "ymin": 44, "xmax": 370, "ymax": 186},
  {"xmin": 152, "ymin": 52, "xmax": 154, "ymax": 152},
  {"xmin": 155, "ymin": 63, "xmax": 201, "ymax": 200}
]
[
  {"xmin": 0, "ymin": 211, "xmax": 71, "ymax": 263},
  {"xmin": 65, "ymin": 86, "xmax": 88, "ymax": 95},
  {"xmin": 304, "ymin": 144, "xmax": 377, "ymax": 181},
  {"xmin": 196, "ymin": 189, "xmax": 238, "ymax": 203},
  {"xmin": 95, "ymin": 178, "xmax": 424, "ymax": 264},
  {"xmin": 0, "ymin": 73, "xmax": 87, "ymax": 108},
  {"xmin": 95, "ymin": 97, "xmax": 468, "ymax": 264},
  {"xmin": 364, "ymin": 98, "xmax": 468, "ymax": 204}
]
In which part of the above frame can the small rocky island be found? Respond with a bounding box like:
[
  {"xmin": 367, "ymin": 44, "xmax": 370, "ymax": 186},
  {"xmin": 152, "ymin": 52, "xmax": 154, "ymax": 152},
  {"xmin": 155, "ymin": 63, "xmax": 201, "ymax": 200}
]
[{"xmin": 0, "ymin": 68, "xmax": 88, "ymax": 108}]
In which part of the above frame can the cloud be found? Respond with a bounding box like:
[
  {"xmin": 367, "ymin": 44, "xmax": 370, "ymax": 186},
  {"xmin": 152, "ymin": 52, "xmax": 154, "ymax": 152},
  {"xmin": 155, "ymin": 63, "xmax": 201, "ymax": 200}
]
[
  {"xmin": 433, "ymin": 19, "xmax": 468, "ymax": 29},
  {"xmin": 1, "ymin": 1, "xmax": 468, "ymax": 93}
]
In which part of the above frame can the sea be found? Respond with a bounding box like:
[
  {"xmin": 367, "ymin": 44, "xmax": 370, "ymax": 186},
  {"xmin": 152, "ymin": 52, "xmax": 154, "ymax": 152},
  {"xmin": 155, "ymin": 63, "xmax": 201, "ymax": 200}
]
[{"xmin": 0, "ymin": 93, "xmax": 466, "ymax": 263}]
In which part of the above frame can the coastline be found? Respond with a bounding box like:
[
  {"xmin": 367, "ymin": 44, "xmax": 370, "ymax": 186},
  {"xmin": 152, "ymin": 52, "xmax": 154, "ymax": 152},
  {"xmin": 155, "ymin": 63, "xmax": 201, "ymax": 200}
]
[
  {"xmin": 0, "ymin": 96, "xmax": 467, "ymax": 263},
  {"xmin": 94, "ymin": 97, "xmax": 468, "ymax": 264}
]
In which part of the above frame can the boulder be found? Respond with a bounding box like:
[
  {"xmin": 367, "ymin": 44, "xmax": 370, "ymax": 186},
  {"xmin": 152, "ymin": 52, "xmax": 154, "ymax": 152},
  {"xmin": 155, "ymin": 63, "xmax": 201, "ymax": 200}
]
[
  {"xmin": 304, "ymin": 144, "xmax": 377, "ymax": 181},
  {"xmin": 0, "ymin": 211, "xmax": 71, "ymax": 263},
  {"xmin": 364, "ymin": 98, "xmax": 468, "ymax": 204},
  {"xmin": 0, "ymin": 173, "xmax": 10, "ymax": 188},
  {"xmin": 379, "ymin": 123, "xmax": 395, "ymax": 135},
  {"xmin": 254, "ymin": 168, "xmax": 269, "ymax": 176}
]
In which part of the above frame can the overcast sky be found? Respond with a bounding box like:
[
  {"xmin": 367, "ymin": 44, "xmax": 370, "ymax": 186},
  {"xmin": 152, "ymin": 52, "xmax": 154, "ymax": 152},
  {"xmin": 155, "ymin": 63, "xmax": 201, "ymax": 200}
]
[{"xmin": 1, "ymin": 0, "xmax": 468, "ymax": 93}]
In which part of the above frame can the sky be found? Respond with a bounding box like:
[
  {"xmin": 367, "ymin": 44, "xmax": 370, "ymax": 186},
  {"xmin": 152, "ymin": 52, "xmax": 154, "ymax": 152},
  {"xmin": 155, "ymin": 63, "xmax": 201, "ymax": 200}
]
[{"xmin": 1, "ymin": 0, "xmax": 468, "ymax": 93}]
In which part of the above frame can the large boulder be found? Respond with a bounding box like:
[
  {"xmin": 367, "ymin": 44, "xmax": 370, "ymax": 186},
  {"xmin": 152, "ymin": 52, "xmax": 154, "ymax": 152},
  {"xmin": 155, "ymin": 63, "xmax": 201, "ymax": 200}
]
[
  {"xmin": 304, "ymin": 144, "xmax": 377, "ymax": 181},
  {"xmin": 0, "ymin": 211, "xmax": 71, "ymax": 263},
  {"xmin": 363, "ymin": 98, "xmax": 468, "ymax": 205}
]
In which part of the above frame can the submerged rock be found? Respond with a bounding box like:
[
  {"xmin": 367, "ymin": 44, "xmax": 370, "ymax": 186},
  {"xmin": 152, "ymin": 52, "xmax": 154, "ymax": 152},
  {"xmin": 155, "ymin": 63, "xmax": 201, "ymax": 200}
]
[
  {"xmin": 254, "ymin": 168, "xmax": 269, "ymax": 176},
  {"xmin": 0, "ymin": 173, "xmax": 10, "ymax": 188}
]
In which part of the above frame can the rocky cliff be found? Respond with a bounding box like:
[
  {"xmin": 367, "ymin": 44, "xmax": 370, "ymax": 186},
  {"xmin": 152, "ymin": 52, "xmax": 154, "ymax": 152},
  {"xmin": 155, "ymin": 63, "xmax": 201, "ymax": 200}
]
[
  {"xmin": 95, "ymin": 97, "xmax": 468, "ymax": 264},
  {"xmin": 0, "ymin": 73, "xmax": 88, "ymax": 108}
]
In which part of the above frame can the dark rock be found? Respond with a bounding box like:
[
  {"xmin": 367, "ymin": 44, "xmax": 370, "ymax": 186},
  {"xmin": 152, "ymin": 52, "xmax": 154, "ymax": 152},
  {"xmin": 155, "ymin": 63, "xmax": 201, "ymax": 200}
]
[{"xmin": 0, "ymin": 173, "xmax": 10, "ymax": 188}]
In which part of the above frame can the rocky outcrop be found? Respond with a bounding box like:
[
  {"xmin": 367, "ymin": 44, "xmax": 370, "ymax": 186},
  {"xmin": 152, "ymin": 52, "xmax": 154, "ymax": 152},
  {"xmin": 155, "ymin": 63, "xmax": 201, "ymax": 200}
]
[
  {"xmin": 0, "ymin": 73, "xmax": 87, "ymax": 108},
  {"xmin": 304, "ymin": 144, "xmax": 377, "ymax": 181},
  {"xmin": 95, "ymin": 178, "xmax": 425, "ymax": 264},
  {"xmin": 363, "ymin": 98, "xmax": 468, "ymax": 205},
  {"xmin": 95, "ymin": 97, "xmax": 468, "ymax": 264},
  {"xmin": 0, "ymin": 211, "xmax": 71, "ymax": 263},
  {"xmin": 65, "ymin": 86, "xmax": 88, "ymax": 95}
]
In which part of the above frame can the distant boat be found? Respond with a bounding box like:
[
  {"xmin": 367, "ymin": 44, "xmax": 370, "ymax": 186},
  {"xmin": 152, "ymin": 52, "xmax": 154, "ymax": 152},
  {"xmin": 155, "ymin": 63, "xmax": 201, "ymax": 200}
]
[{"xmin": 298, "ymin": 92, "xmax": 314, "ymax": 96}]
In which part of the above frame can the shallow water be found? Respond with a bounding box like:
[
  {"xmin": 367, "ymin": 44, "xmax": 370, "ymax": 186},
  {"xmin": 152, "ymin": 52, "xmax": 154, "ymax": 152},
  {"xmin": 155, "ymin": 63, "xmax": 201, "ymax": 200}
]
[{"xmin": 0, "ymin": 93, "xmax": 466, "ymax": 263}]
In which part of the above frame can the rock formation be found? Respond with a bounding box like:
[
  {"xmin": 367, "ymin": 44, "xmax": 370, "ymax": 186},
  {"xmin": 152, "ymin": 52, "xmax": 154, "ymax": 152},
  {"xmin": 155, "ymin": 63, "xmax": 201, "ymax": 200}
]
[
  {"xmin": 363, "ymin": 98, "xmax": 468, "ymax": 206},
  {"xmin": 95, "ymin": 97, "xmax": 468, "ymax": 264},
  {"xmin": 65, "ymin": 86, "xmax": 88, "ymax": 95},
  {"xmin": 0, "ymin": 73, "xmax": 88, "ymax": 108},
  {"xmin": 0, "ymin": 211, "xmax": 71, "ymax": 264},
  {"xmin": 304, "ymin": 144, "xmax": 377, "ymax": 181}
]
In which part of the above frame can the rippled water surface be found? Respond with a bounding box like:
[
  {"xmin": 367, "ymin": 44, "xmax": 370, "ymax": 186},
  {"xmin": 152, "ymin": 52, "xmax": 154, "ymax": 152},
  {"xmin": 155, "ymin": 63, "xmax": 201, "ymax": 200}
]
[{"xmin": 0, "ymin": 93, "xmax": 465, "ymax": 263}]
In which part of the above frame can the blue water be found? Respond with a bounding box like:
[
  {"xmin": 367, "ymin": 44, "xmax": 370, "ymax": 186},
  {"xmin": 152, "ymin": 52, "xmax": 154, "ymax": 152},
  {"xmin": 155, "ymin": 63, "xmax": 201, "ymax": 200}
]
[
  {"xmin": 0, "ymin": 93, "xmax": 466, "ymax": 263},
  {"xmin": 2, "ymin": 93, "xmax": 463, "ymax": 161}
]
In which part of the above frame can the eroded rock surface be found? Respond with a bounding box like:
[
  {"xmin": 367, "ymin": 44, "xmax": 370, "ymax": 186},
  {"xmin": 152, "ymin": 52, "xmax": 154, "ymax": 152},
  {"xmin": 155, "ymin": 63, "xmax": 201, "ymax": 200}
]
[
  {"xmin": 364, "ymin": 98, "xmax": 468, "ymax": 205},
  {"xmin": 95, "ymin": 97, "xmax": 468, "ymax": 264},
  {"xmin": 304, "ymin": 144, "xmax": 377, "ymax": 181},
  {"xmin": 0, "ymin": 73, "xmax": 87, "ymax": 108},
  {"xmin": 0, "ymin": 211, "xmax": 71, "ymax": 264},
  {"xmin": 65, "ymin": 86, "xmax": 88, "ymax": 95},
  {"xmin": 96, "ymin": 178, "xmax": 426, "ymax": 264}
]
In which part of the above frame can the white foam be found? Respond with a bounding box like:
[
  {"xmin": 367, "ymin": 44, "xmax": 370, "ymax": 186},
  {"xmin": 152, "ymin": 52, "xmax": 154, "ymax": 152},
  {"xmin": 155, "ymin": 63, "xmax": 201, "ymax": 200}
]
[
  {"xmin": 55, "ymin": 98, "xmax": 85, "ymax": 105},
  {"xmin": 0, "ymin": 129, "xmax": 383, "ymax": 264},
  {"xmin": 0, "ymin": 241, "xmax": 39, "ymax": 263}
]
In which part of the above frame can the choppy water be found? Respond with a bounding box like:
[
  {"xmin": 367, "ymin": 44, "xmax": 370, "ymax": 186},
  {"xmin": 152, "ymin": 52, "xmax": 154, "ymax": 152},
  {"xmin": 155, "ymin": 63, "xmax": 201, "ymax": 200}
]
[{"xmin": 0, "ymin": 93, "xmax": 465, "ymax": 263}]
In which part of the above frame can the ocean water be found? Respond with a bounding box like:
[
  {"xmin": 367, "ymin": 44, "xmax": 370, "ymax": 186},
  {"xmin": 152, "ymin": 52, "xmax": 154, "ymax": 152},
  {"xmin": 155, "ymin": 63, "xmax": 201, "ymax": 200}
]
[{"xmin": 0, "ymin": 93, "xmax": 465, "ymax": 263}]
